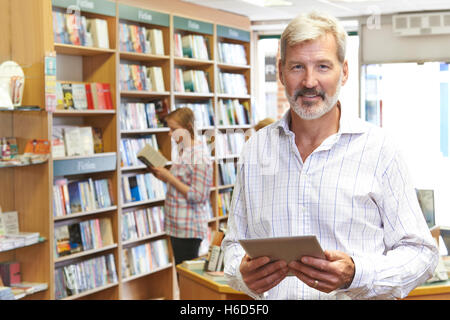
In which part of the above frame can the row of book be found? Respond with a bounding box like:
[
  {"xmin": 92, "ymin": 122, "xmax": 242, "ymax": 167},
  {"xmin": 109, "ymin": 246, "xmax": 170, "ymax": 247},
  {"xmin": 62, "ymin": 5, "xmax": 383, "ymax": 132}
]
[
  {"xmin": 174, "ymin": 33, "xmax": 210, "ymax": 60},
  {"xmin": 218, "ymin": 189, "xmax": 232, "ymax": 216},
  {"xmin": 119, "ymin": 23, "xmax": 164, "ymax": 55},
  {"xmin": 54, "ymin": 253, "xmax": 118, "ymax": 300},
  {"xmin": 119, "ymin": 102, "xmax": 163, "ymax": 131},
  {"xmin": 57, "ymin": 82, "xmax": 114, "ymax": 111},
  {"xmin": 122, "ymin": 173, "xmax": 167, "ymax": 204},
  {"xmin": 53, "ymin": 11, "xmax": 109, "ymax": 49},
  {"xmin": 53, "ymin": 178, "xmax": 114, "ymax": 217},
  {"xmin": 215, "ymin": 131, "xmax": 246, "ymax": 158},
  {"xmin": 174, "ymin": 68, "xmax": 210, "ymax": 93},
  {"xmin": 54, "ymin": 217, "xmax": 114, "ymax": 258},
  {"xmin": 52, "ymin": 125, "xmax": 103, "ymax": 158},
  {"xmin": 120, "ymin": 135, "xmax": 160, "ymax": 168},
  {"xmin": 217, "ymin": 72, "xmax": 248, "ymax": 96},
  {"xmin": 174, "ymin": 102, "xmax": 215, "ymax": 128},
  {"xmin": 218, "ymin": 162, "xmax": 237, "ymax": 186},
  {"xmin": 217, "ymin": 42, "xmax": 247, "ymax": 65},
  {"xmin": 119, "ymin": 64, "xmax": 165, "ymax": 92},
  {"xmin": 122, "ymin": 206, "xmax": 165, "ymax": 242},
  {"xmin": 0, "ymin": 261, "xmax": 48, "ymax": 299},
  {"xmin": 122, "ymin": 239, "xmax": 170, "ymax": 278},
  {"xmin": 217, "ymin": 99, "xmax": 251, "ymax": 126}
]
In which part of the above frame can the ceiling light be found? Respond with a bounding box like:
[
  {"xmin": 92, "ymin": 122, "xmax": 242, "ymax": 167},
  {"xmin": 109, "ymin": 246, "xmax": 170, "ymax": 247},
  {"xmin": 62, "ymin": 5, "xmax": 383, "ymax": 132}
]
[{"xmin": 240, "ymin": 0, "xmax": 293, "ymax": 7}]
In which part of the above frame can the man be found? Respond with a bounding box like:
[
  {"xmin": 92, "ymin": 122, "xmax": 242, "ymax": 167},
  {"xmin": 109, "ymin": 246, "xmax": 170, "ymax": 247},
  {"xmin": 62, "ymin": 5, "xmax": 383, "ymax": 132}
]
[{"xmin": 221, "ymin": 11, "xmax": 438, "ymax": 300}]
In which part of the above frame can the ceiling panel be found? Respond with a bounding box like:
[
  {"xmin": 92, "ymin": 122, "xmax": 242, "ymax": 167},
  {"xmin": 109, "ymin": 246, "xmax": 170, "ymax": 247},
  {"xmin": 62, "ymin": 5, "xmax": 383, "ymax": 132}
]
[{"xmin": 182, "ymin": 0, "xmax": 450, "ymax": 21}]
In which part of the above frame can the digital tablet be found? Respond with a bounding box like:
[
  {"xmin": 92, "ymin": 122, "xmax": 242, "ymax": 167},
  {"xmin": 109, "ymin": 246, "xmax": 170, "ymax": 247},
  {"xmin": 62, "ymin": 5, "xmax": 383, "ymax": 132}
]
[{"xmin": 239, "ymin": 235, "xmax": 325, "ymax": 275}]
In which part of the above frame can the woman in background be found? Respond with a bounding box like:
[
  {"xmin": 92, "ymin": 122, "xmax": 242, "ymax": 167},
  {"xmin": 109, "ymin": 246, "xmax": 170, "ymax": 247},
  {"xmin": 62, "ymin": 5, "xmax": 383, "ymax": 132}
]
[{"xmin": 149, "ymin": 107, "xmax": 213, "ymax": 265}]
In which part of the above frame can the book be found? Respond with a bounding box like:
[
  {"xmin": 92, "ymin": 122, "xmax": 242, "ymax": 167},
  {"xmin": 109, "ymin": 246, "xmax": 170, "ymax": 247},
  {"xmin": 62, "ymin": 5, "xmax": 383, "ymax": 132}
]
[
  {"xmin": 0, "ymin": 261, "xmax": 21, "ymax": 286},
  {"xmin": 54, "ymin": 225, "xmax": 71, "ymax": 257},
  {"xmin": 137, "ymin": 143, "xmax": 169, "ymax": 168},
  {"xmin": 0, "ymin": 211, "xmax": 19, "ymax": 235},
  {"xmin": 92, "ymin": 127, "xmax": 104, "ymax": 153}
]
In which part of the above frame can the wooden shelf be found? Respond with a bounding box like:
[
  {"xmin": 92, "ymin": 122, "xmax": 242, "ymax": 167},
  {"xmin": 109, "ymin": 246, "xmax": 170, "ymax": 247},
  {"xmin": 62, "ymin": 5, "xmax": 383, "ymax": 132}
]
[
  {"xmin": 60, "ymin": 282, "xmax": 118, "ymax": 300},
  {"xmin": 174, "ymin": 57, "xmax": 214, "ymax": 67},
  {"xmin": 119, "ymin": 51, "xmax": 170, "ymax": 62},
  {"xmin": 122, "ymin": 263, "xmax": 173, "ymax": 283},
  {"xmin": 52, "ymin": 109, "xmax": 116, "ymax": 116},
  {"xmin": 54, "ymin": 43, "xmax": 116, "ymax": 56},
  {"xmin": 120, "ymin": 90, "xmax": 170, "ymax": 98},
  {"xmin": 122, "ymin": 197, "xmax": 166, "ymax": 209},
  {"xmin": 54, "ymin": 244, "xmax": 118, "ymax": 265},
  {"xmin": 217, "ymin": 62, "xmax": 251, "ymax": 71},
  {"xmin": 53, "ymin": 206, "xmax": 117, "ymax": 222}
]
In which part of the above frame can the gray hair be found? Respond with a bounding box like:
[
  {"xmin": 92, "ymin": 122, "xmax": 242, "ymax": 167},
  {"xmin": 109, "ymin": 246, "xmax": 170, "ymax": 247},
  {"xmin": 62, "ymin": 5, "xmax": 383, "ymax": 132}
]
[{"xmin": 280, "ymin": 11, "xmax": 347, "ymax": 65}]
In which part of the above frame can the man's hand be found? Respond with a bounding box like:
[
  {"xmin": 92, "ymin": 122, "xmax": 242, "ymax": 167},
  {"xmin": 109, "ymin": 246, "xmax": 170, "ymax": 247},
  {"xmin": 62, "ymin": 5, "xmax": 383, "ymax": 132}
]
[
  {"xmin": 288, "ymin": 250, "xmax": 355, "ymax": 293},
  {"xmin": 240, "ymin": 255, "xmax": 289, "ymax": 294}
]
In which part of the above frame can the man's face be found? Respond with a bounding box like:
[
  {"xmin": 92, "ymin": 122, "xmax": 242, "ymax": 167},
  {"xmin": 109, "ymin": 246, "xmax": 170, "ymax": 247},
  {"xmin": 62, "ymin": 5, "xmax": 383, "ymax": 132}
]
[{"xmin": 279, "ymin": 33, "xmax": 348, "ymax": 120}]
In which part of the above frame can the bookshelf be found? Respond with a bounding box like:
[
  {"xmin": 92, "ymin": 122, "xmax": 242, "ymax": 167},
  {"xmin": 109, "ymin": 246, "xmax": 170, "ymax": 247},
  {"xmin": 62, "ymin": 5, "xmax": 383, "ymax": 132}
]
[{"xmin": 0, "ymin": 0, "xmax": 251, "ymax": 300}]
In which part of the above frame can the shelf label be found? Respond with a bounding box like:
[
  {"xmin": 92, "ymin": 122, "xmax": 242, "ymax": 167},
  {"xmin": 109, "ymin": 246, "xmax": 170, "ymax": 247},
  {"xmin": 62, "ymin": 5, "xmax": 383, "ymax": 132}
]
[
  {"xmin": 53, "ymin": 153, "xmax": 117, "ymax": 176},
  {"xmin": 118, "ymin": 4, "xmax": 169, "ymax": 27},
  {"xmin": 173, "ymin": 16, "xmax": 213, "ymax": 35},
  {"xmin": 52, "ymin": 0, "xmax": 116, "ymax": 17},
  {"xmin": 217, "ymin": 25, "xmax": 250, "ymax": 42}
]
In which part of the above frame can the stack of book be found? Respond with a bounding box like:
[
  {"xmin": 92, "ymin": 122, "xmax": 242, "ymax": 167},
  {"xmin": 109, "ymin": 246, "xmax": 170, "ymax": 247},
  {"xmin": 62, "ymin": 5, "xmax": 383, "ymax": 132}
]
[
  {"xmin": 54, "ymin": 217, "xmax": 114, "ymax": 258},
  {"xmin": 52, "ymin": 178, "xmax": 114, "ymax": 217},
  {"xmin": 56, "ymin": 82, "xmax": 114, "ymax": 110},
  {"xmin": 174, "ymin": 102, "xmax": 214, "ymax": 128},
  {"xmin": 217, "ymin": 72, "xmax": 248, "ymax": 96},
  {"xmin": 122, "ymin": 206, "xmax": 165, "ymax": 241},
  {"xmin": 54, "ymin": 253, "xmax": 118, "ymax": 299},
  {"xmin": 122, "ymin": 239, "xmax": 170, "ymax": 278},
  {"xmin": 121, "ymin": 173, "xmax": 166, "ymax": 203},
  {"xmin": 0, "ymin": 211, "xmax": 41, "ymax": 252},
  {"xmin": 52, "ymin": 11, "xmax": 109, "ymax": 49},
  {"xmin": 173, "ymin": 33, "xmax": 210, "ymax": 60},
  {"xmin": 174, "ymin": 68, "xmax": 210, "ymax": 93},
  {"xmin": 119, "ymin": 64, "xmax": 165, "ymax": 92},
  {"xmin": 217, "ymin": 42, "xmax": 247, "ymax": 65},
  {"xmin": 119, "ymin": 23, "xmax": 164, "ymax": 55},
  {"xmin": 217, "ymin": 99, "xmax": 250, "ymax": 126}
]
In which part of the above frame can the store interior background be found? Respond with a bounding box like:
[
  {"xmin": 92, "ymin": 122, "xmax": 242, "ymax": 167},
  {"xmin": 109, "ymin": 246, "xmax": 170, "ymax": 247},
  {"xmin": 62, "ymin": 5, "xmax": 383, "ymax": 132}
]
[{"xmin": 185, "ymin": 0, "xmax": 450, "ymax": 236}]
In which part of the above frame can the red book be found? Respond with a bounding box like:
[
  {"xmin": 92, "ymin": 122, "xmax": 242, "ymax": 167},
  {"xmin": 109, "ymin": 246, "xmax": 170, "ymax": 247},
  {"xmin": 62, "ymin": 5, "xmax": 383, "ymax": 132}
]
[
  {"xmin": 93, "ymin": 83, "xmax": 106, "ymax": 110},
  {"xmin": 0, "ymin": 261, "xmax": 21, "ymax": 286},
  {"xmin": 102, "ymin": 83, "xmax": 113, "ymax": 109},
  {"xmin": 85, "ymin": 83, "xmax": 94, "ymax": 110}
]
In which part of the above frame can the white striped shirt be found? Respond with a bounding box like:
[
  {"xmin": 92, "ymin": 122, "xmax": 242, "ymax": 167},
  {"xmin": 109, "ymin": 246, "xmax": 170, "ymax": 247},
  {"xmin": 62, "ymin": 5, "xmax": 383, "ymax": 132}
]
[{"xmin": 222, "ymin": 107, "xmax": 438, "ymax": 300}]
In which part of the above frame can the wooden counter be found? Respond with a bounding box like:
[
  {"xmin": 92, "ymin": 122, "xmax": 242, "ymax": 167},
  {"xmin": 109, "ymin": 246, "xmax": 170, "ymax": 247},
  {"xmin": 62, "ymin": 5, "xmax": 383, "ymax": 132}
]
[
  {"xmin": 176, "ymin": 265, "xmax": 251, "ymax": 300},
  {"xmin": 404, "ymin": 280, "xmax": 450, "ymax": 300}
]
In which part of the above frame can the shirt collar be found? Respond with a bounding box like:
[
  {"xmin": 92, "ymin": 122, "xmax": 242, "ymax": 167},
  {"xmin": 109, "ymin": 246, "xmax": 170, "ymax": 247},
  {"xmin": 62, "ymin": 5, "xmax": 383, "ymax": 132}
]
[{"xmin": 275, "ymin": 101, "xmax": 368, "ymax": 136}]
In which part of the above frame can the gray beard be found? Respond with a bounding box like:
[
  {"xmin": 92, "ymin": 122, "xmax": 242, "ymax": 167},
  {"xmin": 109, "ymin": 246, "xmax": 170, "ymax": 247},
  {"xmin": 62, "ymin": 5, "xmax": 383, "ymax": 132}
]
[{"xmin": 287, "ymin": 74, "xmax": 342, "ymax": 120}]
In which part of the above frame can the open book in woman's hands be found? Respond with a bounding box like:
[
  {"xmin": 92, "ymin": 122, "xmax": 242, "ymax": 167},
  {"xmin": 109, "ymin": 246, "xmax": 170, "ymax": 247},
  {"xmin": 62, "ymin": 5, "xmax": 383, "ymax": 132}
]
[{"xmin": 137, "ymin": 144, "xmax": 169, "ymax": 168}]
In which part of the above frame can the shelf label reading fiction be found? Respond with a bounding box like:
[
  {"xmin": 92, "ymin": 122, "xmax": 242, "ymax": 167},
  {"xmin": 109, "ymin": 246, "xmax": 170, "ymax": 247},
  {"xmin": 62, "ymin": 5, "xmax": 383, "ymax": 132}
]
[
  {"xmin": 53, "ymin": 154, "xmax": 117, "ymax": 176},
  {"xmin": 173, "ymin": 16, "xmax": 213, "ymax": 35},
  {"xmin": 52, "ymin": 0, "xmax": 116, "ymax": 17},
  {"xmin": 118, "ymin": 4, "xmax": 170, "ymax": 27},
  {"xmin": 217, "ymin": 25, "xmax": 250, "ymax": 42}
]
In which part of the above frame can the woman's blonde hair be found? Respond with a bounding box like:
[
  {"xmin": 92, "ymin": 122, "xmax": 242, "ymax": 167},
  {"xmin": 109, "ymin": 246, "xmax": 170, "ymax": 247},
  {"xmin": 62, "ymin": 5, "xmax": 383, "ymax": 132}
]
[
  {"xmin": 165, "ymin": 107, "xmax": 195, "ymax": 139},
  {"xmin": 280, "ymin": 11, "xmax": 347, "ymax": 65},
  {"xmin": 254, "ymin": 118, "xmax": 275, "ymax": 131}
]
